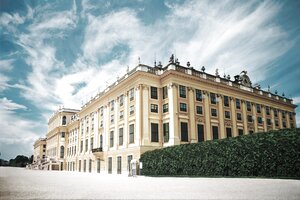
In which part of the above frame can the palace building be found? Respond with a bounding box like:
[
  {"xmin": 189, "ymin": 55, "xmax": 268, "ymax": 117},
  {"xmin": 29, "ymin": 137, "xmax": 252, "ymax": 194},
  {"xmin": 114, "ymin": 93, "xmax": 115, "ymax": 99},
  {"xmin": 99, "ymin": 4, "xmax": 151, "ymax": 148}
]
[{"xmin": 32, "ymin": 55, "xmax": 297, "ymax": 174}]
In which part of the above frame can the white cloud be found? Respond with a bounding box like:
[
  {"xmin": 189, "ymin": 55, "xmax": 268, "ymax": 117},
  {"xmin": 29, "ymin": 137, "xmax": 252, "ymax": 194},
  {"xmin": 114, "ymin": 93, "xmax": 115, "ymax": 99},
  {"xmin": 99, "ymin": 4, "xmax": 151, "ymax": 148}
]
[
  {"xmin": 0, "ymin": 97, "xmax": 27, "ymax": 110},
  {"xmin": 0, "ymin": 59, "xmax": 14, "ymax": 92}
]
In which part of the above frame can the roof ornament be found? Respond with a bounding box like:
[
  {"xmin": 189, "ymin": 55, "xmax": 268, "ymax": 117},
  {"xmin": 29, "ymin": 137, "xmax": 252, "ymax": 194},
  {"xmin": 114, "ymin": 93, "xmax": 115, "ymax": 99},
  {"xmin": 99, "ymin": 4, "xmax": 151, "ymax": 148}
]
[
  {"xmin": 268, "ymin": 85, "xmax": 270, "ymax": 92},
  {"xmin": 227, "ymin": 74, "xmax": 231, "ymax": 80},
  {"xmin": 275, "ymin": 90, "xmax": 278, "ymax": 95},
  {"xmin": 158, "ymin": 61, "xmax": 162, "ymax": 68},
  {"xmin": 126, "ymin": 66, "xmax": 129, "ymax": 73},
  {"xmin": 282, "ymin": 92, "xmax": 285, "ymax": 97},
  {"xmin": 215, "ymin": 68, "xmax": 219, "ymax": 77},
  {"xmin": 169, "ymin": 54, "xmax": 174, "ymax": 63},
  {"xmin": 175, "ymin": 58, "xmax": 180, "ymax": 65},
  {"xmin": 201, "ymin": 66, "xmax": 205, "ymax": 72},
  {"xmin": 223, "ymin": 73, "xmax": 226, "ymax": 78},
  {"xmin": 154, "ymin": 60, "xmax": 157, "ymax": 67},
  {"xmin": 187, "ymin": 61, "xmax": 190, "ymax": 67}
]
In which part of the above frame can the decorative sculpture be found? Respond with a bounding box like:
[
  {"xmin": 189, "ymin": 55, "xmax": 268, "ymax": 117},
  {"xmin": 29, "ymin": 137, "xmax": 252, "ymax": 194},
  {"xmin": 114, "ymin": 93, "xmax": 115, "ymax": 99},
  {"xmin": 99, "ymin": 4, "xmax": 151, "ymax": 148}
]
[
  {"xmin": 187, "ymin": 61, "xmax": 190, "ymax": 67},
  {"xmin": 215, "ymin": 69, "xmax": 219, "ymax": 77},
  {"xmin": 169, "ymin": 54, "xmax": 174, "ymax": 63},
  {"xmin": 201, "ymin": 66, "xmax": 205, "ymax": 72}
]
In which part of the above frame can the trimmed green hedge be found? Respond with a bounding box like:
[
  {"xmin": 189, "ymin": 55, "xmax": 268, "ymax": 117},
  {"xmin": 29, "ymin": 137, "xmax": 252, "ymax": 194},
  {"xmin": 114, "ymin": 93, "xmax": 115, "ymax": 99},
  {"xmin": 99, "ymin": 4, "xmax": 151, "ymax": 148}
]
[{"xmin": 140, "ymin": 128, "xmax": 300, "ymax": 178}]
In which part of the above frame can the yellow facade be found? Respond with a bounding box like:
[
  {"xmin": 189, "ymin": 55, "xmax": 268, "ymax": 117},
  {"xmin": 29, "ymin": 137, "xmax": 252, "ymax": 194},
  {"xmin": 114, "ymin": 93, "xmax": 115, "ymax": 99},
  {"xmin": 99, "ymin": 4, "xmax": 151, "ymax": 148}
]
[{"xmin": 34, "ymin": 60, "xmax": 297, "ymax": 174}]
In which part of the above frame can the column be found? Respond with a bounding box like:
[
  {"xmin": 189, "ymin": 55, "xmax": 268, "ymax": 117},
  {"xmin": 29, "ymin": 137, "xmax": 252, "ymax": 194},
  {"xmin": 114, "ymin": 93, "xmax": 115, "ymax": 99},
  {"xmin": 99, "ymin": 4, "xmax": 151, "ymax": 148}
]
[
  {"xmin": 114, "ymin": 98, "xmax": 118, "ymax": 149},
  {"xmin": 188, "ymin": 87, "xmax": 196, "ymax": 143},
  {"xmin": 230, "ymin": 97, "xmax": 237, "ymax": 137},
  {"xmin": 94, "ymin": 111, "xmax": 99, "ymax": 149},
  {"xmin": 142, "ymin": 85, "xmax": 150, "ymax": 145},
  {"xmin": 253, "ymin": 103, "xmax": 258, "ymax": 133},
  {"xmin": 241, "ymin": 100, "xmax": 248, "ymax": 134},
  {"xmin": 103, "ymin": 105, "xmax": 109, "ymax": 151},
  {"xmin": 124, "ymin": 93, "xmax": 129, "ymax": 148},
  {"xmin": 278, "ymin": 110, "xmax": 283, "ymax": 129},
  {"xmin": 203, "ymin": 91, "xmax": 211, "ymax": 140},
  {"xmin": 218, "ymin": 95, "xmax": 225, "ymax": 139},
  {"xmin": 168, "ymin": 83, "xmax": 180, "ymax": 145},
  {"xmin": 262, "ymin": 106, "xmax": 267, "ymax": 132},
  {"xmin": 286, "ymin": 111, "xmax": 290, "ymax": 128},
  {"xmin": 135, "ymin": 85, "xmax": 142, "ymax": 145},
  {"xmin": 271, "ymin": 108, "xmax": 276, "ymax": 130}
]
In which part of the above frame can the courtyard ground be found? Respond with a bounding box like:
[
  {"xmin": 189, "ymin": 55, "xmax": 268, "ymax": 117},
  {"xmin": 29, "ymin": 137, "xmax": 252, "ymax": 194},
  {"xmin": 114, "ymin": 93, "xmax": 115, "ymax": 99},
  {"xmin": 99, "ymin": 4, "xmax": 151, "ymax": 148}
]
[{"xmin": 0, "ymin": 167, "xmax": 299, "ymax": 199}]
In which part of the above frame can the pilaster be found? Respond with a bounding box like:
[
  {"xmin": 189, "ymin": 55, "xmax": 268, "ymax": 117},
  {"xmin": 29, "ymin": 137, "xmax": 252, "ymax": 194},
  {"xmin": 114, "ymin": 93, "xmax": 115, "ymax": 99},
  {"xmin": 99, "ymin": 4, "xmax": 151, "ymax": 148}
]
[
  {"xmin": 168, "ymin": 83, "xmax": 180, "ymax": 145},
  {"xmin": 203, "ymin": 91, "xmax": 211, "ymax": 140},
  {"xmin": 188, "ymin": 87, "xmax": 196, "ymax": 143},
  {"xmin": 218, "ymin": 95, "xmax": 225, "ymax": 139}
]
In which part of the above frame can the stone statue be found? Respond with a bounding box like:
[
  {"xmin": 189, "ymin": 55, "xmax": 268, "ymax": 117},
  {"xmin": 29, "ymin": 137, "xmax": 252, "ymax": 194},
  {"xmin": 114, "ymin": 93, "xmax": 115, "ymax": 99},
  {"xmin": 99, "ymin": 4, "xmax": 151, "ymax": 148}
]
[
  {"xmin": 169, "ymin": 54, "xmax": 174, "ymax": 63},
  {"xmin": 187, "ymin": 61, "xmax": 190, "ymax": 67},
  {"xmin": 201, "ymin": 66, "xmax": 205, "ymax": 72},
  {"xmin": 215, "ymin": 69, "xmax": 219, "ymax": 77}
]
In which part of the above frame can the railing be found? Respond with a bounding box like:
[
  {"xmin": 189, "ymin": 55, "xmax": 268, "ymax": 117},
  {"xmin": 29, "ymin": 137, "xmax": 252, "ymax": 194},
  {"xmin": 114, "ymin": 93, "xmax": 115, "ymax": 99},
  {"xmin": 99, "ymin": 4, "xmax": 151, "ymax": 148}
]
[{"xmin": 92, "ymin": 147, "xmax": 103, "ymax": 153}]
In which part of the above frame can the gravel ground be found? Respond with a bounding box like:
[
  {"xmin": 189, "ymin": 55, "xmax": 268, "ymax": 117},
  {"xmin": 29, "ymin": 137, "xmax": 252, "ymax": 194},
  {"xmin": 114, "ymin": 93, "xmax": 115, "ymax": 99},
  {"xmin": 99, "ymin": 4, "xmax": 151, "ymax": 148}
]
[{"xmin": 0, "ymin": 167, "xmax": 299, "ymax": 200}]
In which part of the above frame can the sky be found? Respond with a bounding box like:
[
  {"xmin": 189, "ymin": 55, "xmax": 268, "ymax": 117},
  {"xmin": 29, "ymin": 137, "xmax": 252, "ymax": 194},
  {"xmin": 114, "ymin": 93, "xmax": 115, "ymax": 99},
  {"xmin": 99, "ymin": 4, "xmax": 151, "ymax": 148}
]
[{"xmin": 0, "ymin": 0, "xmax": 300, "ymax": 160}]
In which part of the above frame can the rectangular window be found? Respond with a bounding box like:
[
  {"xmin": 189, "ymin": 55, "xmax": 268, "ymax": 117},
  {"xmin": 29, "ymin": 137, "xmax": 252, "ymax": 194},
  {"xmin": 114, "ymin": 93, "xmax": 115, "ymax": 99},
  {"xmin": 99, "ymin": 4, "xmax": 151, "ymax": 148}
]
[
  {"xmin": 196, "ymin": 106, "xmax": 203, "ymax": 115},
  {"xmin": 130, "ymin": 105, "xmax": 134, "ymax": 115},
  {"xmin": 211, "ymin": 108, "xmax": 217, "ymax": 117},
  {"xmin": 129, "ymin": 124, "xmax": 134, "ymax": 143},
  {"xmin": 246, "ymin": 101, "xmax": 251, "ymax": 112},
  {"xmin": 210, "ymin": 93, "xmax": 217, "ymax": 104},
  {"xmin": 195, "ymin": 89, "xmax": 202, "ymax": 101},
  {"xmin": 111, "ymin": 100, "xmax": 115, "ymax": 111},
  {"xmin": 289, "ymin": 112, "xmax": 293, "ymax": 120},
  {"xmin": 100, "ymin": 120, "xmax": 103, "ymax": 128},
  {"xmin": 85, "ymin": 139, "xmax": 88, "ymax": 152},
  {"xmin": 237, "ymin": 113, "xmax": 242, "ymax": 121},
  {"xmin": 180, "ymin": 122, "xmax": 188, "ymax": 142},
  {"xmin": 129, "ymin": 88, "xmax": 134, "ymax": 101},
  {"xmin": 247, "ymin": 115, "xmax": 253, "ymax": 123},
  {"xmin": 180, "ymin": 103, "xmax": 187, "ymax": 112},
  {"xmin": 84, "ymin": 160, "xmax": 86, "ymax": 172},
  {"xmin": 266, "ymin": 106, "xmax": 270, "ymax": 115},
  {"xmin": 257, "ymin": 117, "xmax": 263, "ymax": 124},
  {"xmin": 179, "ymin": 85, "xmax": 186, "ymax": 98},
  {"xmin": 238, "ymin": 128, "xmax": 243, "ymax": 136},
  {"xmin": 119, "ymin": 110, "xmax": 124, "ymax": 120},
  {"xmin": 256, "ymin": 104, "xmax": 261, "ymax": 113},
  {"xmin": 79, "ymin": 160, "xmax": 81, "ymax": 172},
  {"xmin": 90, "ymin": 137, "xmax": 93, "ymax": 150},
  {"xmin": 151, "ymin": 104, "xmax": 158, "ymax": 113},
  {"xmin": 117, "ymin": 156, "xmax": 122, "ymax": 174},
  {"xmin": 282, "ymin": 111, "xmax": 286, "ymax": 119},
  {"xmin": 197, "ymin": 124, "xmax": 204, "ymax": 142},
  {"xmin": 127, "ymin": 155, "xmax": 133, "ymax": 171},
  {"xmin": 89, "ymin": 159, "xmax": 92, "ymax": 173},
  {"xmin": 119, "ymin": 94, "xmax": 124, "ymax": 106},
  {"xmin": 151, "ymin": 123, "xmax": 159, "ymax": 142},
  {"xmin": 224, "ymin": 96, "xmax": 229, "ymax": 107},
  {"xmin": 163, "ymin": 123, "xmax": 169, "ymax": 143},
  {"xmin": 110, "ymin": 131, "xmax": 114, "ymax": 147},
  {"xmin": 275, "ymin": 120, "xmax": 279, "ymax": 127},
  {"xmin": 108, "ymin": 157, "xmax": 112, "ymax": 174},
  {"xmin": 163, "ymin": 103, "xmax": 169, "ymax": 113},
  {"xmin": 236, "ymin": 99, "xmax": 241, "ymax": 109},
  {"xmin": 225, "ymin": 111, "xmax": 230, "ymax": 119},
  {"xmin": 151, "ymin": 86, "xmax": 158, "ymax": 99},
  {"xmin": 267, "ymin": 118, "xmax": 272, "ymax": 126},
  {"xmin": 80, "ymin": 140, "xmax": 83, "ymax": 153},
  {"xmin": 97, "ymin": 159, "xmax": 100, "ymax": 173},
  {"xmin": 91, "ymin": 116, "xmax": 94, "ymax": 131},
  {"xmin": 119, "ymin": 128, "xmax": 123, "ymax": 146},
  {"xmin": 283, "ymin": 121, "xmax": 286, "ymax": 128},
  {"xmin": 100, "ymin": 107, "xmax": 103, "ymax": 117},
  {"xmin": 163, "ymin": 86, "xmax": 168, "ymax": 99},
  {"xmin": 212, "ymin": 126, "xmax": 219, "ymax": 140},
  {"xmin": 226, "ymin": 127, "xmax": 232, "ymax": 138},
  {"xmin": 274, "ymin": 109, "xmax": 278, "ymax": 117},
  {"xmin": 110, "ymin": 114, "xmax": 114, "ymax": 123}
]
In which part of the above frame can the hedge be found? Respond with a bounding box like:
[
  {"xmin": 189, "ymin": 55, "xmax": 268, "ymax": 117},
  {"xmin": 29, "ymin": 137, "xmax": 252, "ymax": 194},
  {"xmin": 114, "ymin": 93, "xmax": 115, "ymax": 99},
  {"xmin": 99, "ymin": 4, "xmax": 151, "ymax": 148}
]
[{"xmin": 140, "ymin": 128, "xmax": 300, "ymax": 178}]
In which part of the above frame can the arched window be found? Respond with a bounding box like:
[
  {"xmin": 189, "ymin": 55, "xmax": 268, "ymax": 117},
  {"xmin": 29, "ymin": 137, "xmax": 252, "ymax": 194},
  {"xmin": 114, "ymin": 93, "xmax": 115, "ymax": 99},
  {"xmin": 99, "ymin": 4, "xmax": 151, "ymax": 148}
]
[
  {"xmin": 60, "ymin": 146, "xmax": 64, "ymax": 158},
  {"xmin": 62, "ymin": 116, "xmax": 66, "ymax": 125}
]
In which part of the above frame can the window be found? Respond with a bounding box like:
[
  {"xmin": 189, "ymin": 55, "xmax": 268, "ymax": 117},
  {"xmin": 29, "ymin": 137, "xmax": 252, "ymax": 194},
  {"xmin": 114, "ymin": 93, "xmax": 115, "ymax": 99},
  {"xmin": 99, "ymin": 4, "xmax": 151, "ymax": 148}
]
[
  {"xmin": 163, "ymin": 123, "xmax": 169, "ymax": 143},
  {"xmin": 110, "ymin": 100, "xmax": 115, "ymax": 111},
  {"xmin": 100, "ymin": 107, "xmax": 103, "ymax": 117},
  {"xmin": 127, "ymin": 155, "xmax": 133, "ymax": 171},
  {"xmin": 226, "ymin": 127, "xmax": 232, "ymax": 138},
  {"xmin": 225, "ymin": 111, "xmax": 230, "ymax": 119},
  {"xmin": 163, "ymin": 86, "xmax": 168, "ymax": 99},
  {"xmin": 100, "ymin": 120, "xmax": 103, "ymax": 128},
  {"xmin": 60, "ymin": 146, "xmax": 64, "ymax": 158},
  {"xmin": 283, "ymin": 121, "xmax": 286, "ymax": 128},
  {"xmin": 117, "ymin": 156, "xmax": 122, "ymax": 174},
  {"xmin": 119, "ymin": 110, "xmax": 124, "ymax": 120},
  {"xmin": 291, "ymin": 123, "xmax": 294, "ymax": 128},
  {"xmin": 151, "ymin": 86, "xmax": 158, "ymax": 99},
  {"xmin": 196, "ymin": 106, "xmax": 203, "ymax": 115},
  {"xmin": 163, "ymin": 103, "xmax": 169, "ymax": 113},
  {"xmin": 129, "ymin": 88, "xmax": 134, "ymax": 101},
  {"xmin": 151, "ymin": 104, "xmax": 158, "ymax": 113},
  {"xmin": 211, "ymin": 108, "xmax": 217, "ymax": 117},
  {"xmin": 119, "ymin": 128, "xmax": 123, "ymax": 146},
  {"xmin": 180, "ymin": 122, "xmax": 188, "ymax": 142},
  {"xmin": 83, "ymin": 160, "xmax": 86, "ymax": 172},
  {"xmin": 210, "ymin": 93, "xmax": 217, "ymax": 104},
  {"xmin": 247, "ymin": 115, "xmax": 253, "ymax": 123},
  {"xmin": 246, "ymin": 101, "xmax": 251, "ymax": 112},
  {"xmin": 179, "ymin": 85, "xmax": 186, "ymax": 98},
  {"xmin": 257, "ymin": 117, "xmax": 263, "ymax": 124},
  {"xmin": 89, "ymin": 159, "xmax": 92, "ymax": 173},
  {"xmin": 61, "ymin": 132, "xmax": 65, "ymax": 138},
  {"xmin": 289, "ymin": 112, "xmax": 293, "ymax": 120},
  {"xmin": 266, "ymin": 106, "xmax": 270, "ymax": 115},
  {"xmin": 237, "ymin": 113, "xmax": 242, "ymax": 121},
  {"xmin": 90, "ymin": 137, "xmax": 93, "ymax": 150},
  {"xmin": 282, "ymin": 111, "xmax": 286, "ymax": 119},
  {"xmin": 97, "ymin": 159, "xmax": 100, "ymax": 173},
  {"xmin": 79, "ymin": 160, "xmax": 81, "ymax": 172},
  {"xmin": 151, "ymin": 123, "xmax": 159, "ymax": 142},
  {"xmin": 212, "ymin": 126, "xmax": 219, "ymax": 140},
  {"xmin": 275, "ymin": 120, "xmax": 279, "ymax": 127},
  {"xmin": 119, "ymin": 95, "xmax": 124, "ymax": 106},
  {"xmin": 129, "ymin": 124, "xmax": 134, "ymax": 143},
  {"xmin": 274, "ymin": 109, "xmax": 278, "ymax": 117},
  {"xmin": 91, "ymin": 115, "xmax": 94, "ymax": 131},
  {"xmin": 108, "ymin": 157, "xmax": 112, "ymax": 174},
  {"xmin": 85, "ymin": 139, "xmax": 88, "ymax": 152},
  {"xmin": 62, "ymin": 116, "xmax": 66, "ymax": 125},
  {"xmin": 110, "ymin": 131, "xmax": 114, "ymax": 147},
  {"xmin": 224, "ymin": 96, "xmax": 229, "ymax": 107},
  {"xmin": 256, "ymin": 104, "xmax": 261, "ymax": 113},
  {"xmin": 180, "ymin": 103, "xmax": 187, "ymax": 112},
  {"xmin": 130, "ymin": 105, "xmax": 134, "ymax": 115},
  {"xmin": 100, "ymin": 135, "xmax": 103, "ymax": 149},
  {"xmin": 238, "ymin": 129, "xmax": 243, "ymax": 136},
  {"xmin": 80, "ymin": 140, "xmax": 83, "ymax": 152},
  {"xmin": 197, "ymin": 124, "xmax": 204, "ymax": 142},
  {"xmin": 195, "ymin": 89, "xmax": 202, "ymax": 101},
  {"xmin": 110, "ymin": 114, "xmax": 114, "ymax": 123},
  {"xmin": 236, "ymin": 99, "xmax": 241, "ymax": 109},
  {"xmin": 267, "ymin": 118, "xmax": 272, "ymax": 126}
]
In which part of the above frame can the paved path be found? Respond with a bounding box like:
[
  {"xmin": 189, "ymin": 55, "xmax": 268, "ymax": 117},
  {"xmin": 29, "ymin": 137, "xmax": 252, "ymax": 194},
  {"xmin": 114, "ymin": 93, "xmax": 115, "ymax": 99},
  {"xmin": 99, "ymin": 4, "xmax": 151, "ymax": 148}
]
[{"xmin": 0, "ymin": 167, "xmax": 299, "ymax": 199}]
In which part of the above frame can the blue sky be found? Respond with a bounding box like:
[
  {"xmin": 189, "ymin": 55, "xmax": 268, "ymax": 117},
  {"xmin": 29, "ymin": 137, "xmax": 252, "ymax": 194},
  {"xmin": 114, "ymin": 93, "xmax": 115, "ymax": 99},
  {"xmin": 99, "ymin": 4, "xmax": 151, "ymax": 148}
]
[{"xmin": 0, "ymin": 0, "xmax": 300, "ymax": 160}]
